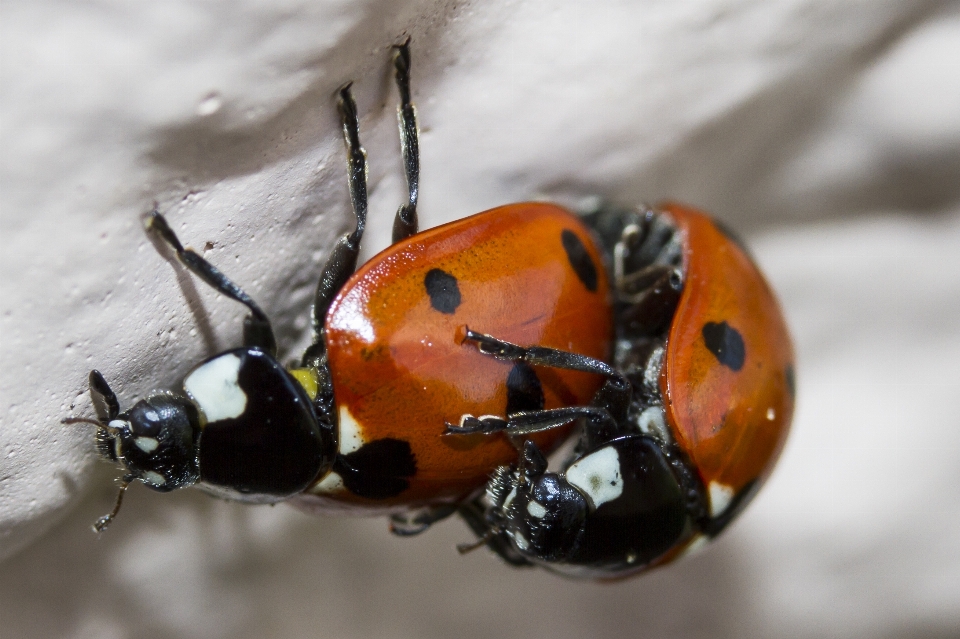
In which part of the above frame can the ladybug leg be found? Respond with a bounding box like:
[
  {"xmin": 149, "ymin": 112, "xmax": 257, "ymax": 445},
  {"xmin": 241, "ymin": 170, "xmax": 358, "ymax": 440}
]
[
  {"xmin": 390, "ymin": 38, "xmax": 420, "ymax": 243},
  {"xmin": 146, "ymin": 210, "xmax": 278, "ymax": 355},
  {"xmin": 618, "ymin": 266, "xmax": 683, "ymax": 338},
  {"xmin": 462, "ymin": 328, "xmax": 622, "ymax": 379},
  {"xmin": 461, "ymin": 328, "xmax": 631, "ymax": 420},
  {"xmin": 309, "ymin": 83, "xmax": 369, "ymax": 336},
  {"xmin": 445, "ymin": 405, "xmax": 617, "ymax": 437}
]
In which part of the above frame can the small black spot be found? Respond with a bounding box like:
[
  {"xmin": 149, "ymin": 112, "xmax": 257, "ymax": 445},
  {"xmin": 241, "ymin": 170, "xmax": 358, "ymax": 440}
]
[
  {"xmin": 785, "ymin": 364, "xmax": 796, "ymax": 399},
  {"xmin": 561, "ymin": 229, "xmax": 598, "ymax": 292},
  {"xmin": 505, "ymin": 362, "xmax": 544, "ymax": 415},
  {"xmin": 335, "ymin": 438, "xmax": 417, "ymax": 500},
  {"xmin": 424, "ymin": 268, "xmax": 461, "ymax": 314},
  {"xmin": 702, "ymin": 321, "xmax": 746, "ymax": 371}
]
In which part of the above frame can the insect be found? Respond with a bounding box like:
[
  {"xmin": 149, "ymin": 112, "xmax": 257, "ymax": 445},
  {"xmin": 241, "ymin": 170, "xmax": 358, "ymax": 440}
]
[
  {"xmin": 68, "ymin": 39, "xmax": 794, "ymax": 581},
  {"xmin": 450, "ymin": 202, "xmax": 795, "ymax": 577},
  {"xmin": 66, "ymin": 41, "xmax": 612, "ymax": 532}
]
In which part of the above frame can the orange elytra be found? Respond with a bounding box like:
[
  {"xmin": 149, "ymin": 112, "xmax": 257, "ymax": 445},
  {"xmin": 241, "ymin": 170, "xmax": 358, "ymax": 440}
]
[
  {"xmin": 301, "ymin": 202, "xmax": 613, "ymax": 510},
  {"xmin": 660, "ymin": 202, "xmax": 794, "ymax": 522}
]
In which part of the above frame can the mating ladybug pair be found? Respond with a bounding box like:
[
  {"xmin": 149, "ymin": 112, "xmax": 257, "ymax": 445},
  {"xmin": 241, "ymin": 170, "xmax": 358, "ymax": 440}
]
[{"xmin": 68, "ymin": 41, "xmax": 794, "ymax": 578}]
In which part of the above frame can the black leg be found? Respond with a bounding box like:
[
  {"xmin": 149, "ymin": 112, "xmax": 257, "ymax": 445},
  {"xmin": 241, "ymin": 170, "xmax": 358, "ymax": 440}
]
[
  {"xmin": 391, "ymin": 38, "xmax": 419, "ymax": 243},
  {"xmin": 462, "ymin": 328, "xmax": 630, "ymax": 416},
  {"xmin": 310, "ymin": 83, "xmax": 368, "ymax": 335},
  {"xmin": 454, "ymin": 328, "xmax": 633, "ymax": 439},
  {"xmin": 444, "ymin": 405, "xmax": 617, "ymax": 437},
  {"xmin": 462, "ymin": 328, "xmax": 621, "ymax": 379},
  {"xmin": 146, "ymin": 211, "xmax": 277, "ymax": 355}
]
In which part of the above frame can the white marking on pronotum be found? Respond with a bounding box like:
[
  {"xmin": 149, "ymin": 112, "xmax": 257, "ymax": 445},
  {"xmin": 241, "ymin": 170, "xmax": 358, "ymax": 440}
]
[
  {"xmin": 338, "ymin": 406, "xmax": 365, "ymax": 454},
  {"xmin": 183, "ymin": 353, "xmax": 247, "ymax": 422},
  {"xmin": 142, "ymin": 470, "xmax": 166, "ymax": 487},
  {"xmin": 527, "ymin": 500, "xmax": 547, "ymax": 519},
  {"xmin": 566, "ymin": 446, "xmax": 624, "ymax": 509},
  {"xmin": 135, "ymin": 437, "xmax": 159, "ymax": 453},
  {"xmin": 708, "ymin": 481, "xmax": 735, "ymax": 517},
  {"xmin": 107, "ymin": 419, "xmax": 128, "ymax": 432},
  {"xmin": 312, "ymin": 471, "xmax": 344, "ymax": 493}
]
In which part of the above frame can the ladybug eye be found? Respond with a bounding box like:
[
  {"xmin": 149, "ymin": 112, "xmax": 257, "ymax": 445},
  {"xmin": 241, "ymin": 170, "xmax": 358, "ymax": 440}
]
[{"xmin": 127, "ymin": 400, "xmax": 163, "ymax": 437}]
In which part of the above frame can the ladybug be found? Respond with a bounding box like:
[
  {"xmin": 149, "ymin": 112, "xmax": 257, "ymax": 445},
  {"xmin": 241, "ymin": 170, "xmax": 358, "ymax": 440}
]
[
  {"xmin": 66, "ymin": 41, "xmax": 612, "ymax": 532},
  {"xmin": 449, "ymin": 202, "xmax": 795, "ymax": 577},
  {"xmin": 68, "ymin": 39, "xmax": 795, "ymax": 581}
]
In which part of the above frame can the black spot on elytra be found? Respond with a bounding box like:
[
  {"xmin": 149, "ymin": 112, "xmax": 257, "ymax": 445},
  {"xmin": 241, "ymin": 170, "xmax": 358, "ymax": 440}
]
[
  {"xmin": 505, "ymin": 362, "xmax": 544, "ymax": 415},
  {"xmin": 702, "ymin": 321, "xmax": 746, "ymax": 371},
  {"xmin": 785, "ymin": 364, "xmax": 796, "ymax": 399},
  {"xmin": 334, "ymin": 438, "xmax": 417, "ymax": 499},
  {"xmin": 561, "ymin": 229, "xmax": 598, "ymax": 292},
  {"xmin": 424, "ymin": 268, "xmax": 461, "ymax": 314}
]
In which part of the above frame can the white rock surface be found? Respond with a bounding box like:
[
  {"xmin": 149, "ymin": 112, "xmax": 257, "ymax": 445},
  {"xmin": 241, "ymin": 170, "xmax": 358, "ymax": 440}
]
[{"xmin": 1, "ymin": 0, "xmax": 958, "ymax": 637}]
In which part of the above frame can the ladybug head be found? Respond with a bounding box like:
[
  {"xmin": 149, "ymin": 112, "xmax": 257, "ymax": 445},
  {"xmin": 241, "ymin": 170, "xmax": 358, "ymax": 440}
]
[
  {"xmin": 499, "ymin": 441, "xmax": 588, "ymax": 563},
  {"xmin": 103, "ymin": 393, "xmax": 201, "ymax": 493},
  {"xmin": 65, "ymin": 371, "xmax": 204, "ymax": 531}
]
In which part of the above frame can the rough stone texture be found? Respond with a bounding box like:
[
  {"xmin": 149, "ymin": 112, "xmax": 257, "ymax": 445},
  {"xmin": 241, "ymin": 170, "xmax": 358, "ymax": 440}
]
[{"xmin": 1, "ymin": 0, "xmax": 958, "ymax": 637}]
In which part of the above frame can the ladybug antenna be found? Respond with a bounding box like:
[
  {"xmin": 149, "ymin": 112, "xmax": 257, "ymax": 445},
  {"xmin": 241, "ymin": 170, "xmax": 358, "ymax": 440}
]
[
  {"xmin": 61, "ymin": 416, "xmax": 121, "ymax": 435},
  {"xmin": 93, "ymin": 475, "xmax": 133, "ymax": 533}
]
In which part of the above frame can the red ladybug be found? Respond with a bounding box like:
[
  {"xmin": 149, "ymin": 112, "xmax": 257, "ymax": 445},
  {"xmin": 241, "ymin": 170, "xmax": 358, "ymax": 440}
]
[{"xmin": 451, "ymin": 201, "xmax": 794, "ymax": 576}]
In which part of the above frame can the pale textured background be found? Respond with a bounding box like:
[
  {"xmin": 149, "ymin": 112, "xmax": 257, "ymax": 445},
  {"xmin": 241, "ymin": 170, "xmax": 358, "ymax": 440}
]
[{"xmin": 2, "ymin": 1, "xmax": 959, "ymax": 637}]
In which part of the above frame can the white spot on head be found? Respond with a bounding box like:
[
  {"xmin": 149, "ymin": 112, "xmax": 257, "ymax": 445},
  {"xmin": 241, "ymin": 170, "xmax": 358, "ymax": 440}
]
[
  {"xmin": 310, "ymin": 471, "xmax": 344, "ymax": 494},
  {"xmin": 566, "ymin": 446, "xmax": 624, "ymax": 509},
  {"xmin": 144, "ymin": 409, "xmax": 160, "ymax": 422},
  {"xmin": 766, "ymin": 407, "xmax": 776, "ymax": 421},
  {"xmin": 142, "ymin": 470, "xmax": 166, "ymax": 487},
  {"xmin": 526, "ymin": 500, "xmax": 547, "ymax": 519},
  {"xmin": 107, "ymin": 419, "xmax": 128, "ymax": 433},
  {"xmin": 338, "ymin": 406, "xmax": 365, "ymax": 454},
  {"xmin": 184, "ymin": 353, "xmax": 247, "ymax": 422},
  {"xmin": 135, "ymin": 437, "xmax": 159, "ymax": 453},
  {"xmin": 708, "ymin": 481, "xmax": 735, "ymax": 517}
]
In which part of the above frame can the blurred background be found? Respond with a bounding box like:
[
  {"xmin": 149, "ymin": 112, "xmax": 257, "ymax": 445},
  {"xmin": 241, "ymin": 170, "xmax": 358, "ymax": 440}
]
[{"xmin": 1, "ymin": 1, "xmax": 958, "ymax": 637}]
